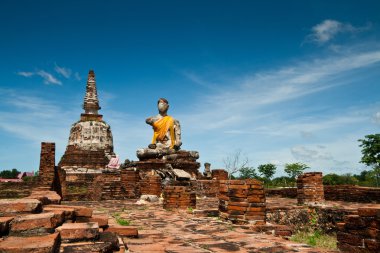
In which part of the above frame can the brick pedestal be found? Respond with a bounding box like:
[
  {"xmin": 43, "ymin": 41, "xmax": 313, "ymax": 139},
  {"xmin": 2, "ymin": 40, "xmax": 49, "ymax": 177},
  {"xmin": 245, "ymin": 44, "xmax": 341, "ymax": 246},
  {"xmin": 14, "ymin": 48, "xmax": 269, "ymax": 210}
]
[
  {"xmin": 38, "ymin": 142, "xmax": 55, "ymax": 188},
  {"xmin": 121, "ymin": 169, "xmax": 140, "ymax": 198},
  {"xmin": 163, "ymin": 186, "xmax": 196, "ymax": 209},
  {"xmin": 219, "ymin": 179, "xmax": 266, "ymax": 224},
  {"xmin": 140, "ymin": 173, "xmax": 162, "ymax": 196},
  {"xmin": 297, "ymin": 172, "xmax": 324, "ymax": 205}
]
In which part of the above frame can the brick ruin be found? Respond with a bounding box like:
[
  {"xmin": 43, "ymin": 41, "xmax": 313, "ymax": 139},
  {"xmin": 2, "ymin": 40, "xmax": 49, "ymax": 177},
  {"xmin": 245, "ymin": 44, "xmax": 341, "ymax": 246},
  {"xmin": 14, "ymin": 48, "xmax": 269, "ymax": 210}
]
[
  {"xmin": 2, "ymin": 70, "xmax": 380, "ymax": 252},
  {"xmin": 337, "ymin": 207, "xmax": 380, "ymax": 252},
  {"xmin": 297, "ymin": 172, "xmax": 324, "ymax": 205},
  {"xmin": 219, "ymin": 179, "xmax": 266, "ymax": 224},
  {"xmin": 163, "ymin": 186, "xmax": 196, "ymax": 209},
  {"xmin": 38, "ymin": 142, "xmax": 56, "ymax": 188}
]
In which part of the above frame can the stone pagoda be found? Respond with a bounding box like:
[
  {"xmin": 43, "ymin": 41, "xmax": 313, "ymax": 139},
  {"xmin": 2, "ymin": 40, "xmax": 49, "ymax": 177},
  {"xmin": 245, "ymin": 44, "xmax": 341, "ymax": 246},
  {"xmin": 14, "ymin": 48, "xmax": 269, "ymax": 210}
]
[
  {"xmin": 59, "ymin": 70, "xmax": 114, "ymax": 172},
  {"xmin": 58, "ymin": 70, "xmax": 126, "ymax": 201}
]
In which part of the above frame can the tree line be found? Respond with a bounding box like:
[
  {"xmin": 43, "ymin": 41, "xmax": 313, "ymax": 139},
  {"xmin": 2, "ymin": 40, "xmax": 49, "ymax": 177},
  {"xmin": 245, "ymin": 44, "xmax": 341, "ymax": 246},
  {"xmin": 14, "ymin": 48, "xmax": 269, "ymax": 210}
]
[{"xmin": 225, "ymin": 134, "xmax": 380, "ymax": 188}]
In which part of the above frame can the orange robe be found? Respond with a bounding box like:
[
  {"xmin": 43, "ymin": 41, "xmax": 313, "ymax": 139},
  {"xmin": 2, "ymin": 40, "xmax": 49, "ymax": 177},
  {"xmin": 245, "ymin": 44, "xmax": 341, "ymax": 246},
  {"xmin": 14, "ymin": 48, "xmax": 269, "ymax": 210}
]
[{"xmin": 151, "ymin": 116, "xmax": 175, "ymax": 149}]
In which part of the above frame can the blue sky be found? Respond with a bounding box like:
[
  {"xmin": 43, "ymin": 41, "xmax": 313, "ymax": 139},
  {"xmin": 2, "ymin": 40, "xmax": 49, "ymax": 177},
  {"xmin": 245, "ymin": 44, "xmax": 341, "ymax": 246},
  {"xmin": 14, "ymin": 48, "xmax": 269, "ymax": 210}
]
[{"xmin": 0, "ymin": 1, "xmax": 379, "ymax": 176}]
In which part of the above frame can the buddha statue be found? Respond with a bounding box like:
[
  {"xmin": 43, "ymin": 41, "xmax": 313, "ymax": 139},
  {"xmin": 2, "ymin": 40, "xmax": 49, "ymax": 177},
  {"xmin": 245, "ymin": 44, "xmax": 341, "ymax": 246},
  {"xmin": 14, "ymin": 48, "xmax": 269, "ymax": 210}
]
[{"xmin": 136, "ymin": 98, "xmax": 182, "ymax": 159}]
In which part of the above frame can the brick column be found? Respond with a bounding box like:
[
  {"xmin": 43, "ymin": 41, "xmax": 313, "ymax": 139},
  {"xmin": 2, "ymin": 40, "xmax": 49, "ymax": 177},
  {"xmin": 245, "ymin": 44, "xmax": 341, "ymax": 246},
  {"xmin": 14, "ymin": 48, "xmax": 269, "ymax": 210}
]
[
  {"xmin": 163, "ymin": 186, "xmax": 196, "ymax": 209},
  {"xmin": 219, "ymin": 179, "xmax": 266, "ymax": 224},
  {"xmin": 38, "ymin": 142, "xmax": 56, "ymax": 188},
  {"xmin": 297, "ymin": 172, "xmax": 324, "ymax": 205}
]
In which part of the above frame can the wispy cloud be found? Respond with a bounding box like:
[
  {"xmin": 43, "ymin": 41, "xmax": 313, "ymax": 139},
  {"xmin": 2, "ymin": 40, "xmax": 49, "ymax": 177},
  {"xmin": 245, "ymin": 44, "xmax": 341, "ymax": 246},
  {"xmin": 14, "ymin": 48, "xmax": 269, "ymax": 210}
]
[
  {"xmin": 17, "ymin": 69, "xmax": 62, "ymax": 85},
  {"xmin": 374, "ymin": 112, "xmax": 380, "ymax": 124},
  {"xmin": 36, "ymin": 70, "xmax": 62, "ymax": 85},
  {"xmin": 54, "ymin": 63, "xmax": 72, "ymax": 78},
  {"xmin": 17, "ymin": 71, "xmax": 34, "ymax": 77},
  {"xmin": 291, "ymin": 145, "xmax": 333, "ymax": 162},
  {"xmin": 74, "ymin": 72, "xmax": 81, "ymax": 81},
  {"xmin": 181, "ymin": 47, "xmax": 380, "ymax": 132},
  {"xmin": 305, "ymin": 19, "xmax": 371, "ymax": 44}
]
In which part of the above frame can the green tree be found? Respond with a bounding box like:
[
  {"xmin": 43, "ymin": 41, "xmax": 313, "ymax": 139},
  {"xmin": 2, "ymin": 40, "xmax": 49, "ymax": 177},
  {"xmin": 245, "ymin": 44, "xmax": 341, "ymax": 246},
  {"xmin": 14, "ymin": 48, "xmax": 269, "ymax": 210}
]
[
  {"xmin": 323, "ymin": 173, "xmax": 340, "ymax": 185},
  {"xmin": 258, "ymin": 163, "xmax": 276, "ymax": 186},
  {"xmin": 238, "ymin": 167, "xmax": 258, "ymax": 179},
  {"xmin": 359, "ymin": 134, "xmax": 380, "ymax": 187},
  {"xmin": 0, "ymin": 168, "xmax": 20, "ymax": 179},
  {"xmin": 284, "ymin": 162, "xmax": 309, "ymax": 183}
]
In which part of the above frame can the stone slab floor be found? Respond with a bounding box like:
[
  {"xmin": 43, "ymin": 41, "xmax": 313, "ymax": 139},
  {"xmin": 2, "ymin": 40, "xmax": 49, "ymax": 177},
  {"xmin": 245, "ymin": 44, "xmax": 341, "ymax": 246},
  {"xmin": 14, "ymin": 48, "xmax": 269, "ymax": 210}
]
[{"xmin": 64, "ymin": 199, "xmax": 337, "ymax": 253}]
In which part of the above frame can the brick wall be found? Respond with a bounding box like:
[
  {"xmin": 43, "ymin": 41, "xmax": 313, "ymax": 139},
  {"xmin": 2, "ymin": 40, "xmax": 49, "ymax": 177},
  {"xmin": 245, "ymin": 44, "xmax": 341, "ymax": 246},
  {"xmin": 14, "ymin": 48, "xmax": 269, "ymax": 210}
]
[
  {"xmin": 163, "ymin": 186, "xmax": 196, "ymax": 209},
  {"xmin": 0, "ymin": 181, "xmax": 37, "ymax": 199},
  {"xmin": 325, "ymin": 185, "xmax": 380, "ymax": 203},
  {"xmin": 265, "ymin": 187, "xmax": 297, "ymax": 198},
  {"xmin": 120, "ymin": 169, "xmax": 140, "ymax": 198},
  {"xmin": 211, "ymin": 169, "xmax": 228, "ymax": 180},
  {"xmin": 140, "ymin": 173, "xmax": 162, "ymax": 196},
  {"xmin": 266, "ymin": 185, "xmax": 380, "ymax": 203},
  {"xmin": 191, "ymin": 180, "xmax": 219, "ymax": 197}
]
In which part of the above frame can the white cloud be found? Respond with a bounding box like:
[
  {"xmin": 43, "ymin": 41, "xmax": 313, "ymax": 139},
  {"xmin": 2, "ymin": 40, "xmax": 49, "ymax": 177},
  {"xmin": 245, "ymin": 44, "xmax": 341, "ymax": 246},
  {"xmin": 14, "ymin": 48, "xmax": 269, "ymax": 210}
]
[
  {"xmin": 291, "ymin": 145, "xmax": 333, "ymax": 162},
  {"xmin": 54, "ymin": 64, "xmax": 72, "ymax": 78},
  {"xmin": 36, "ymin": 70, "xmax": 62, "ymax": 85},
  {"xmin": 17, "ymin": 71, "xmax": 34, "ymax": 77},
  {"xmin": 306, "ymin": 19, "xmax": 371, "ymax": 44},
  {"xmin": 181, "ymin": 48, "xmax": 380, "ymax": 133},
  {"xmin": 17, "ymin": 69, "xmax": 62, "ymax": 85}
]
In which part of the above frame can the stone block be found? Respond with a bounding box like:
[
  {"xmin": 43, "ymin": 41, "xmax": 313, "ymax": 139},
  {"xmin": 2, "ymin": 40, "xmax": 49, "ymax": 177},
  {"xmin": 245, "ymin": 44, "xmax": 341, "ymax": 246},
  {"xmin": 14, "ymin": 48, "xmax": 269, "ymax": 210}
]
[
  {"xmin": 56, "ymin": 222, "xmax": 99, "ymax": 242},
  {"xmin": 45, "ymin": 204, "xmax": 93, "ymax": 217},
  {"xmin": 43, "ymin": 206, "xmax": 75, "ymax": 220},
  {"xmin": 0, "ymin": 216, "xmax": 14, "ymax": 236},
  {"xmin": 105, "ymin": 225, "xmax": 138, "ymax": 238},
  {"xmin": 10, "ymin": 212, "xmax": 62, "ymax": 235},
  {"xmin": 0, "ymin": 232, "xmax": 60, "ymax": 253},
  {"xmin": 25, "ymin": 190, "xmax": 61, "ymax": 205},
  {"xmin": 76, "ymin": 214, "xmax": 108, "ymax": 228},
  {"xmin": 62, "ymin": 242, "xmax": 114, "ymax": 253},
  {"xmin": 0, "ymin": 199, "xmax": 42, "ymax": 215}
]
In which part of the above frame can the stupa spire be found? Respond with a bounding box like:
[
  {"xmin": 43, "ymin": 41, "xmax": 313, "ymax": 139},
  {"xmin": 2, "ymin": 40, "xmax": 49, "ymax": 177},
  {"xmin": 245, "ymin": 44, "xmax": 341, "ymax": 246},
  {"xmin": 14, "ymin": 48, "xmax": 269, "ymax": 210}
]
[{"xmin": 83, "ymin": 69, "xmax": 101, "ymax": 115}]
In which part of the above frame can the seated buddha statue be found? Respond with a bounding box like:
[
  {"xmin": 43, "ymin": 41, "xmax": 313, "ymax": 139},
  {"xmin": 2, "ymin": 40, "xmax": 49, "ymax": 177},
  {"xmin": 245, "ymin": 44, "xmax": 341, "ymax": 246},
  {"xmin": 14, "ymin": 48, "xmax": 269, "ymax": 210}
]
[{"xmin": 136, "ymin": 98, "xmax": 182, "ymax": 159}]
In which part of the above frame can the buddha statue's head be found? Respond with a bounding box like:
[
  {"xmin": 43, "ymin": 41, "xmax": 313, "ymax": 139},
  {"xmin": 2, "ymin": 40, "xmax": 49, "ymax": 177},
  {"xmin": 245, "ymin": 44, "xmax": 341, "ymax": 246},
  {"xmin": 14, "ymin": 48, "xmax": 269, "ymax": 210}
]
[{"xmin": 157, "ymin": 98, "xmax": 169, "ymax": 114}]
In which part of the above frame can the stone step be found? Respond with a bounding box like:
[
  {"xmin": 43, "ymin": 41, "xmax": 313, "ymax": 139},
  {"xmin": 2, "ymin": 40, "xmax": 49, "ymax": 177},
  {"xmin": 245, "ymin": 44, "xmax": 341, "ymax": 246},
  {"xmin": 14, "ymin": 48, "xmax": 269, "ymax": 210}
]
[
  {"xmin": 76, "ymin": 214, "xmax": 109, "ymax": 228},
  {"xmin": 56, "ymin": 222, "xmax": 99, "ymax": 242},
  {"xmin": 0, "ymin": 232, "xmax": 60, "ymax": 253},
  {"xmin": 10, "ymin": 212, "xmax": 64, "ymax": 235},
  {"xmin": 60, "ymin": 232, "xmax": 120, "ymax": 253},
  {"xmin": 105, "ymin": 225, "xmax": 138, "ymax": 238},
  {"xmin": 45, "ymin": 204, "xmax": 93, "ymax": 217},
  {"xmin": 0, "ymin": 216, "xmax": 14, "ymax": 236},
  {"xmin": 0, "ymin": 199, "xmax": 42, "ymax": 215},
  {"xmin": 43, "ymin": 206, "xmax": 75, "ymax": 220},
  {"xmin": 25, "ymin": 190, "xmax": 61, "ymax": 205}
]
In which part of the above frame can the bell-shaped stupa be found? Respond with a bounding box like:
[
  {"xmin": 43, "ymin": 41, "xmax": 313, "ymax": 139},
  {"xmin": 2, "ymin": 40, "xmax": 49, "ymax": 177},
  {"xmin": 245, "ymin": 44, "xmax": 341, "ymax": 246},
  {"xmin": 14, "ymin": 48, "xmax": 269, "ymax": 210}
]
[{"xmin": 59, "ymin": 70, "xmax": 114, "ymax": 170}]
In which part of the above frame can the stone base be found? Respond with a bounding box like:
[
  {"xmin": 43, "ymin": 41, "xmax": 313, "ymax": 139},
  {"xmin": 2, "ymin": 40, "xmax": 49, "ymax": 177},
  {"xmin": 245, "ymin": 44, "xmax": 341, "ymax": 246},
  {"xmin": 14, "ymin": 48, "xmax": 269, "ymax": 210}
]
[
  {"xmin": 59, "ymin": 145, "xmax": 111, "ymax": 169},
  {"xmin": 127, "ymin": 150, "xmax": 201, "ymax": 180}
]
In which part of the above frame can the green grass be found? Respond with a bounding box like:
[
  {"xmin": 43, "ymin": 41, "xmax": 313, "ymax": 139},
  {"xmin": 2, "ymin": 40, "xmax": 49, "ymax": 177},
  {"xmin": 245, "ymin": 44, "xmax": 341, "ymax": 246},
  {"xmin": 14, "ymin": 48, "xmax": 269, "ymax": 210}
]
[
  {"xmin": 113, "ymin": 212, "xmax": 131, "ymax": 226},
  {"xmin": 291, "ymin": 230, "xmax": 337, "ymax": 250},
  {"xmin": 116, "ymin": 217, "xmax": 131, "ymax": 226}
]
